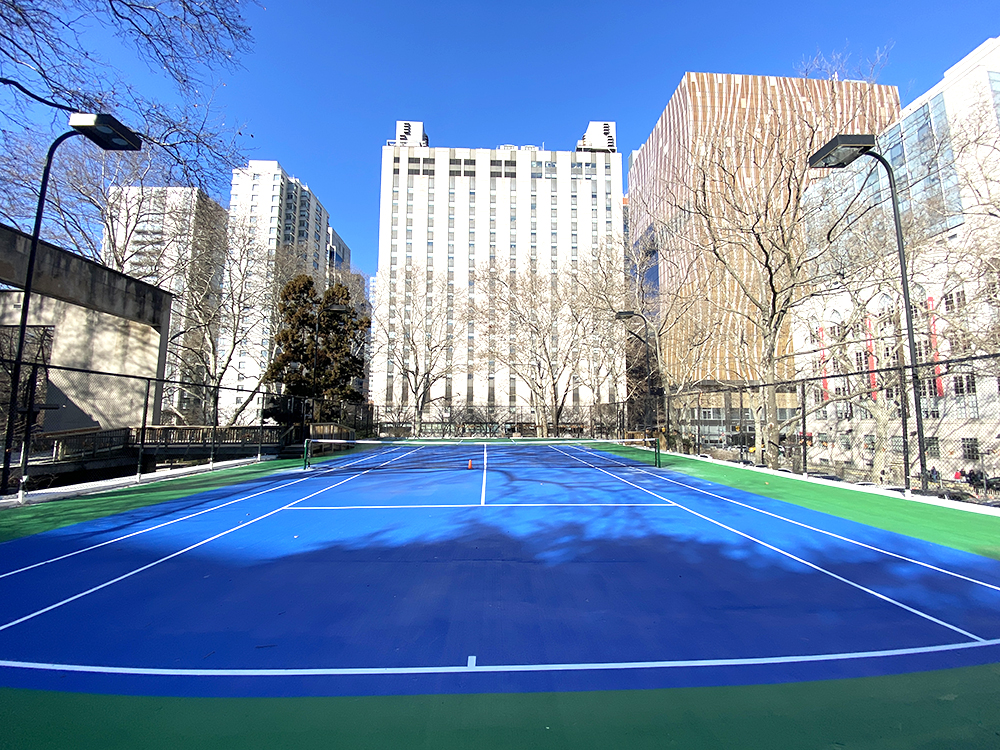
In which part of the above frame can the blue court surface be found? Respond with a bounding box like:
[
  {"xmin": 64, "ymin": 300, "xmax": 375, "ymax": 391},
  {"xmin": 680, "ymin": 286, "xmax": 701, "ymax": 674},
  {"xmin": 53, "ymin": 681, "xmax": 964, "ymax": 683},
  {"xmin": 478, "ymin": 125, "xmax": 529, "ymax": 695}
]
[{"xmin": 3, "ymin": 440, "xmax": 1000, "ymax": 702}]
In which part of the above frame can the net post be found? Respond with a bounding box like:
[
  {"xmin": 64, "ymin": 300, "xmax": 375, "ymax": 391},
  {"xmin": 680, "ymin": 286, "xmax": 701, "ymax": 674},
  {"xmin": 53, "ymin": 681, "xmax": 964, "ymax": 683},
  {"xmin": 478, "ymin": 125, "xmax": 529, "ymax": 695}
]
[
  {"xmin": 655, "ymin": 430, "xmax": 661, "ymax": 468},
  {"xmin": 303, "ymin": 439, "xmax": 310, "ymax": 470}
]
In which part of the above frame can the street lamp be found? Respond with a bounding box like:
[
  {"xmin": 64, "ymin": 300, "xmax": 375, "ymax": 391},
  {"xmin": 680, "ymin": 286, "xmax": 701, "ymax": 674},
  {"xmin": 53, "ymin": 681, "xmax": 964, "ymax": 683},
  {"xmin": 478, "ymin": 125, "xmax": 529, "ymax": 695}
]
[
  {"xmin": 616, "ymin": 310, "xmax": 665, "ymax": 459},
  {"xmin": 2, "ymin": 112, "xmax": 141, "ymax": 496},
  {"xmin": 808, "ymin": 134, "xmax": 927, "ymax": 491}
]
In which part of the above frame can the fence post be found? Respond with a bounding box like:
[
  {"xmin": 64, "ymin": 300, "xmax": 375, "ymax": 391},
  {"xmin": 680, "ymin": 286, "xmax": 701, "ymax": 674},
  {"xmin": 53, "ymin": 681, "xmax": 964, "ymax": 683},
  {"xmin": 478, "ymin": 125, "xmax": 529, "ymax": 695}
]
[
  {"xmin": 16, "ymin": 362, "xmax": 40, "ymax": 504},
  {"xmin": 210, "ymin": 383, "xmax": 219, "ymax": 469},
  {"xmin": 696, "ymin": 392, "xmax": 702, "ymax": 454},
  {"xmin": 136, "ymin": 378, "xmax": 151, "ymax": 482},
  {"xmin": 898, "ymin": 355, "xmax": 911, "ymax": 491},
  {"xmin": 665, "ymin": 391, "xmax": 672, "ymax": 451},
  {"xmin": 800, "ymin": 381, "xmax": 807, "ymax": 475}
]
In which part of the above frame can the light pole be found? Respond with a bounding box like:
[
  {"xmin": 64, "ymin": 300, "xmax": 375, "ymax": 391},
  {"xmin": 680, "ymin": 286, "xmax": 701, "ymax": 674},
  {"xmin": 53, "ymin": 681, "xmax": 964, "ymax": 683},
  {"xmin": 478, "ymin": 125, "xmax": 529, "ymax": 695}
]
[
  {"xmin": 616, "ymin": 310, "xmax": 664, "ymax": 460},
  {"xmin": 809, "ymin": 134, "xmax": 927, "ymax": 491},
  {"xmin": 2, "ymin": 113, "xmax": 141, "ymax": 496}
]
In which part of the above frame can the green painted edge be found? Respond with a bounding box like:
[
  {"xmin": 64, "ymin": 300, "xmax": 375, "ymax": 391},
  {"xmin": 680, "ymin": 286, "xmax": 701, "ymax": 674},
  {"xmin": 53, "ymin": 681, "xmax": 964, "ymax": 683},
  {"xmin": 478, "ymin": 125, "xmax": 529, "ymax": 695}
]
[
  {"xmin": 0, "ymin": 459, "xmax": 304, "ymax": 544},
  {"xmin": 2, "ymin": 663, "xmax": 1000, "ymax": 749},
  {"xmin": 660, "ymin": 454, "xmax": 1000, "ymax": 560}
]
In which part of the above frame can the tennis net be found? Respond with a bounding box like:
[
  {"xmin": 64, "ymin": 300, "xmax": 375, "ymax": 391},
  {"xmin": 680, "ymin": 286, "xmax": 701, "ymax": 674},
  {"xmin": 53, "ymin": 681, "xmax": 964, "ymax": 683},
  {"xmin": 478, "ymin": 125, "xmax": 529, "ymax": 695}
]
[{"xmin": 303, "ymin": 437, "xmax": 660, "ymax": 471}]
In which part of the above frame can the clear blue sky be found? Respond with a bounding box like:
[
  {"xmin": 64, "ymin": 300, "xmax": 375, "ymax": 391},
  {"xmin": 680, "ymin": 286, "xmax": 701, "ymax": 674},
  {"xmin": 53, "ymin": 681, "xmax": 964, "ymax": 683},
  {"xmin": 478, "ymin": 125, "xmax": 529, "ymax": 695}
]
[{"xmin": 212, "ymin": 0, "xmax": 997, "ymax": 276}]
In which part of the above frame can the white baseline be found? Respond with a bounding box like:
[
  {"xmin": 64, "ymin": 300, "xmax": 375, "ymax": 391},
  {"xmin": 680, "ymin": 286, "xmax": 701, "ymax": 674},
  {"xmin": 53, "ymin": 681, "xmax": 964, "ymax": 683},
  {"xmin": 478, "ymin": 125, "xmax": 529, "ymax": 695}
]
[{"xmin": 1, "ymin": 637, "xmax": 998, "ymax": 677}]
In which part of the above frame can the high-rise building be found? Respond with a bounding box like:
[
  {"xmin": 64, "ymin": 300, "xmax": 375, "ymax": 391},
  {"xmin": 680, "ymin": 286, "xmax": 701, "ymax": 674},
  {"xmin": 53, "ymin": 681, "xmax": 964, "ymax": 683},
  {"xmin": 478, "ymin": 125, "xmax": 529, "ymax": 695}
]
[
  {"xmin": 371, "ymin": 121, "xmax": 625, "ymax": 430},
  {"xmin": 228, "ymin": 160, "xmax": 335, "ymax": 286},
  {"xmin": 102, "ymin": 186, "xmax": 227, "ymax": 423},
  {"xmin": 628, "ymin": 73, "xmax": 900, "ymax": 386},
  {"xmin": 328, "ymin": 226, "xmax": 351, "ymax": 273},
  {"xmin": 223, "ymin": 160, "xmax": 353, "ymax": 422}
]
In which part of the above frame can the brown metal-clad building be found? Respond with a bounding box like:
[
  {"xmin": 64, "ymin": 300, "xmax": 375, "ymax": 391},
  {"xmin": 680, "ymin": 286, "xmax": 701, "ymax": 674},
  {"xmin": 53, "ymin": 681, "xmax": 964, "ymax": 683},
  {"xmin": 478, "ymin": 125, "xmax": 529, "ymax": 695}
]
[{"xmin": 629, "ymin": 72, "xmax": 901, "ymax": 387}]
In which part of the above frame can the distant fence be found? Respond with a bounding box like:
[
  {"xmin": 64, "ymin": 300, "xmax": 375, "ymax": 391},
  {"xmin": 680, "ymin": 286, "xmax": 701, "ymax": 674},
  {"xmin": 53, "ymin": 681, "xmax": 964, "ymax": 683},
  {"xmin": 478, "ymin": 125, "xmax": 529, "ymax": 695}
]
[
  {"xmin": 0, "ymin": 359, "xmax": 369, "ymax": 494},
  {"xmin": 5, "ymin": 352, "xmax": 996, "ymax": 496},
  {"xmin": 370, "ymin": 401, "xmax": 640, "ymax": 440},
  {"xmin": 664, "ymin": 353, "xmax": 1000, "ymax": 493}
]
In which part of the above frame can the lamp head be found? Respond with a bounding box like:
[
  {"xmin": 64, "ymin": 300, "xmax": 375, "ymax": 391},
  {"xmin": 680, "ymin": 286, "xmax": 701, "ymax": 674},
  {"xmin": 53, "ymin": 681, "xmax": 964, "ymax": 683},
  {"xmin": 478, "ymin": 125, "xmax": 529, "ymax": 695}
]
[
  {"xmin": 69, "ymin": 113, "xmax": 142, "ymax": 151},
  {"xmin": 808, "ymin": 134, "xmax": 877, "ymax": 169},
  {"xmin": 615, "ymin": 310, "xmax": 635, "ymax": 320}
]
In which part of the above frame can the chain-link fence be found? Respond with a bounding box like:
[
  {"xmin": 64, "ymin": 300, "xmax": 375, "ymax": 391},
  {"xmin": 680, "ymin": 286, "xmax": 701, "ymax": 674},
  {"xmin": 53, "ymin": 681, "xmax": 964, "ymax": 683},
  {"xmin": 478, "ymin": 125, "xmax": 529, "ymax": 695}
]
[
  {"xmin": 664, "ymin": 353, "xmax": 1000, "ymax": 502},
  {"xmin": 371, "ymin": 401, "xmax": 633, "ymax": 440},
  {"xmin": 6, "ymin": 353, "xmax": 996, "ymax": 501},
  {"xmin": 0, "ymin": 359, "xmax": 369, "ymax": 494}
]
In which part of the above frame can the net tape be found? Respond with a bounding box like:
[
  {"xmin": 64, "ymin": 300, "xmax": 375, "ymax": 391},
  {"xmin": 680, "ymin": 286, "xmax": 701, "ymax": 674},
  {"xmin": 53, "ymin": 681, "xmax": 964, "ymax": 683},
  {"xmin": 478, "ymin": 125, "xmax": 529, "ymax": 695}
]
[{"xmin": 304, "ymin": 438, "xmax": 659, "ymax": 471}]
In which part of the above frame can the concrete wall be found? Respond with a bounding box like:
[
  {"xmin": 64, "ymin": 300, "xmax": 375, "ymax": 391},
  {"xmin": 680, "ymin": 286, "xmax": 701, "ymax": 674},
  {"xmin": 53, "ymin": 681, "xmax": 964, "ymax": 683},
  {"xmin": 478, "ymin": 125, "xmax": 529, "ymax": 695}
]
[{"xmin": 0, "ymin": 223, "xmax": 172, "ymax": 430}]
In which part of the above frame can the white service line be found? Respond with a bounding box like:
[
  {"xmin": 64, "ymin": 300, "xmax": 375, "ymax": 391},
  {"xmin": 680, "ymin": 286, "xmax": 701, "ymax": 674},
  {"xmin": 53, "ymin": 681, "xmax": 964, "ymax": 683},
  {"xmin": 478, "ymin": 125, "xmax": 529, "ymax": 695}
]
[
  {"xmin": 0, "ymin": 447, "xmax": 424, "ymax": 634},
  {"xmin": 0, "ymin": 447, "xmax": 403, "ymax": 581},
  {"xmin": 553, "ymin": 446, "xmax": 987, "ymax": 643},
  {"xmin": 480, "ymin": 444, "xmax": 488, "ymax": 505},
  {"xmin": 574, "ymin": 446, "xmax": 1000, "ymax": 596},
  {"xmin": 3, "ymin": 637, "xmax": 1000, "ymax": 677}
]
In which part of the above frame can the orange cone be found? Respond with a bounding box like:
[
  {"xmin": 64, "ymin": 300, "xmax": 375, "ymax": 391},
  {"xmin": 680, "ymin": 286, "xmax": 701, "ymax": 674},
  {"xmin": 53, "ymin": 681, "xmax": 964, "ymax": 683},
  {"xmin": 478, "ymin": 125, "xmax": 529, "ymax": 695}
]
[{"xmin": 468, "ymin": 459, "xmax": 473, "ymax": 470}]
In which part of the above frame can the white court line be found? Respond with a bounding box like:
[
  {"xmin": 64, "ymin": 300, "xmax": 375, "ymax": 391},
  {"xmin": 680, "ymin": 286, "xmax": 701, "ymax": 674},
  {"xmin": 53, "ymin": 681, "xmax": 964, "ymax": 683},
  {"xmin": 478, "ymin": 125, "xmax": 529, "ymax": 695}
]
[
  {"xmin": 480, "ymin": 444, "xmax": 487, "ymax": 505},
  {"xmin": 0, "ymin": 448, "xmax": 424, "ymax": 634},
  {"xmin": 287, "ymin": 503, "xmax": 674, "ymax": 510},
  {"xmin": 0, "ymin": 447, "xmax": 403, "ymax": 581},
  {"xmin": 553, "ymin": 446, "xmax": 987, "ymax": 643},
  {"xmin": 574, "ymin": 446, "xmax": 1000, "ymax": 596},
  {"xmin": 2, "ymin": 637, "xmax": 999, "ymax": 677}
]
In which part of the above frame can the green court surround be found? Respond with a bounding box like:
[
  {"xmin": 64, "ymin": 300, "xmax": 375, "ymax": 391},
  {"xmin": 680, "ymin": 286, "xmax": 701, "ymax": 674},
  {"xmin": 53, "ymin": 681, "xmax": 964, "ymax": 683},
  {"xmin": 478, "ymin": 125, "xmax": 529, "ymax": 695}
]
[
  {"xmin": 0, "ymin": 459, "xmax": 302, "ymax": 544},
  {"xmin": 3, "ymin": 451, "xmax": 1000, "ymax": 747},
  {"xmin": 3, "ymin": 663, "xmax": 1000, "ymax": 749}
]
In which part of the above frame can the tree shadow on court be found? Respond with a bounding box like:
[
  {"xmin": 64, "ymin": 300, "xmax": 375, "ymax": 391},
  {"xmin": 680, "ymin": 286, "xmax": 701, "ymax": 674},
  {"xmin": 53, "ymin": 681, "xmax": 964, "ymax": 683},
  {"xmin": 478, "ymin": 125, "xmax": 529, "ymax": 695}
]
[{"xmin": 9, "ymin": 504, "xmax": 1000, "ymax": 692}]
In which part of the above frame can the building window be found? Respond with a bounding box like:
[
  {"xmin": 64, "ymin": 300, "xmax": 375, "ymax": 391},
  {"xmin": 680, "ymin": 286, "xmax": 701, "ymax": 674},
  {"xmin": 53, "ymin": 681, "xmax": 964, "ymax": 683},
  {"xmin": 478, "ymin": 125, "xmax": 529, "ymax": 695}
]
[
  {"xmin": 942, "ymin": 289, "xmax": 966, "ymax": 312},
  {"xmin": 962, "ymin": 437, "xmax": 980, "ymax": 461},
  {"xmin": 954, "ymin": 374, "xmax": 976, "ymax": 397},
  {"xmin": 925, "ymin": 436, "xmax": 940, "ymax": 458}
]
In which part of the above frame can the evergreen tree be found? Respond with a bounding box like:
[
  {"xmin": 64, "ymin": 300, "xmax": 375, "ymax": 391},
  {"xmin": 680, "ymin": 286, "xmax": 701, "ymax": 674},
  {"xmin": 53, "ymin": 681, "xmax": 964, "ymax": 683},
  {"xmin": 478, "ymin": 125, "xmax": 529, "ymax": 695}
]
[{"xmin": 263, "ymin": 275, "xmax": 368, "ymax": 422}]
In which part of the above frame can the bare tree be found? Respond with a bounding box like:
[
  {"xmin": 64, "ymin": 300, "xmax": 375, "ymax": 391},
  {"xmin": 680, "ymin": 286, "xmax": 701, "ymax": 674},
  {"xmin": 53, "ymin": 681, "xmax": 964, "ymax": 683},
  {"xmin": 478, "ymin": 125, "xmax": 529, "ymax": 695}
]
[
  {"xmin": 930, "ymin": 91, "xmax": 1000, "ymax": 358},
  {"xmin": 473, "ymin": 257, "xmax": 618, "ymax": 438},
  {"xmin": 0, "ymin": 0, "xmax": 252, "ymax": 177},
  {"xmin": 613, "ymin": 221, "xmax": 718, "ymax": 430},
  {"xmin": 636, "ymin": 68, "xmax": 899, "ymax": 467},
  {"xmin": 372, "ymin": 272, "xmax": 462, "ymax": 438},
  {"xmin": 0, "ymin": 0, "xmax": 253, "ymax": 265},
  {"xmin": 0, "ymin": 120, "xmax": 239, "ymax": 260}
]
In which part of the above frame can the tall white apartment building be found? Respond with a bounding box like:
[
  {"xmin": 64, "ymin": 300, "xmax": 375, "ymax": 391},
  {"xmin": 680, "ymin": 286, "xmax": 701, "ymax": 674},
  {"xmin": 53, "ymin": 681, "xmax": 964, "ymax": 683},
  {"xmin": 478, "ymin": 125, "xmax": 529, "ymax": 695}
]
[
  {"xmin": 223, "ymin": 160, "xmax": 347, "ymax": 422},
  {"xmin": 371, "ymin": 121, "xmax": 625, "ymax": 427},
  {"xmin": 102, "ymin": 186, "xmax": 227, "ymax": 424},
  {"xmin": 228, "ymin": 159, "xmax": 334, "ymax": 283}
]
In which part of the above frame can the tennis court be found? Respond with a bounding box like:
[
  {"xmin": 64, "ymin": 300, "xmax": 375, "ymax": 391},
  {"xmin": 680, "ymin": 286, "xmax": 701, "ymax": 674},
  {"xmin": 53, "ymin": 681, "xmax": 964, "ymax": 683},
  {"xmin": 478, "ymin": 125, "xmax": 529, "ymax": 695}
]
[{"xmin": 3, "ymin": 440, "xmax": 1000, "ymax": 747}]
